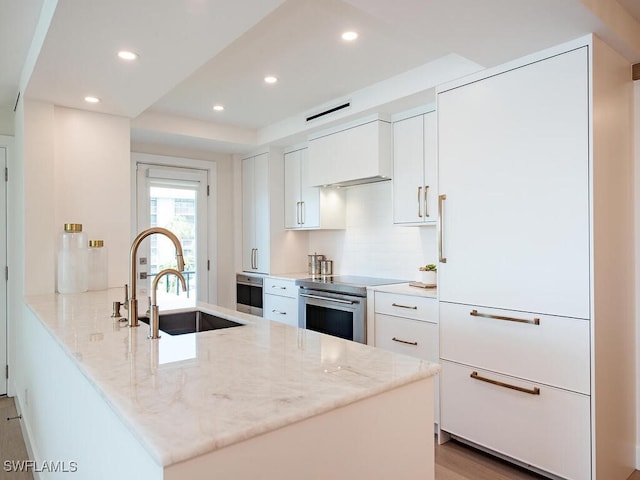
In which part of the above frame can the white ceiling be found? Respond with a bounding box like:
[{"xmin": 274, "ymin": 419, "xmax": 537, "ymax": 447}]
[{"xmin": 3, "ymin": 0, "xmax": 640, "ymax": 152}]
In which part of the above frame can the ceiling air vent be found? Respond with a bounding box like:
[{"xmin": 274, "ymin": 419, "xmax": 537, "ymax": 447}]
[{"xmin": 306, "ymin": 102, "xmax": 350, "ymax": 122}]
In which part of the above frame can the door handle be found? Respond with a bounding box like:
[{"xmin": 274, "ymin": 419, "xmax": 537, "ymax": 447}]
[
  {"xmin": 417, "ymin": 186, "xmax": 423, "ymax": 218},
  {"xmin": 438, "ymin": 194, "xmax": 447, "ymax": 263},
  {"xmin": 254, "ymin": 248, "xmax": 258, "ymax": 270},
  {"xmin": 424, "ymin": 185, "xmax": 429, "ymax": 218},
  {"xmin": 296, "ymin": 202, "xmax": 301, "ymax": 225},
  {"xmin": 300, "ymin": 201, "xmax": 305, "ymax": 225},
  {"xmin": 470, "ymin": 371, "xmax": 540, "ymax": 396}
]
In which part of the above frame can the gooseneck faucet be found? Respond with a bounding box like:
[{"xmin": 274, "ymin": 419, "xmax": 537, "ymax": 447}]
[
  {"xmin": 128, "ymin": 227, "xmax": 185, "ymax": 328},
  {"xmin": 149, "ymin": 268, "xmax": 186, "ymax": 339}
]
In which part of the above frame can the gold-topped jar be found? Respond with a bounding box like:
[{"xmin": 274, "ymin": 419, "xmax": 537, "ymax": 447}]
[
  {"xmin": 88, "ymin": 240, "xmax": 104, "ymax": 248},
  {"xmin": 64, "ymin": 223, "xmax": 83, "ymax": 232}
]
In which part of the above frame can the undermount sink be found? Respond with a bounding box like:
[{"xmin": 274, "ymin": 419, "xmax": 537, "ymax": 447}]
[{"xmin": 139, "ymin": 310, "xmax": 244, "ymax": 336}]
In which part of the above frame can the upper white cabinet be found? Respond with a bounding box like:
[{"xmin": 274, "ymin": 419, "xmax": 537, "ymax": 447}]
[
  {"xmin": 392, "ymin": 112, "xmax": 437, "ymax": 225},
  {"xmin": 284, "ymin": 148, "xmax": 345, "ymax": 230},
  {"xmin": 242, "ymin": 150, "xmax": 307, "ymax": 275},
  {"xmin": 307, "ymin": 119, "xmax": 392, "ymax": 187}
]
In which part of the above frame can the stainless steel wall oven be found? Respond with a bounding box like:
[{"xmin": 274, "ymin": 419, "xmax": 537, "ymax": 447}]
[{"xmin": 236, "ymin": 273, "xmax": 263, "ymax": 317}]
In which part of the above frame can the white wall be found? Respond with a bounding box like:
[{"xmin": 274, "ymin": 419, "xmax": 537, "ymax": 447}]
[
  {"xmin": 21, "ymin": 102, "xmax": 131, "ymax": 294},
  {"xmin": 308, "ymin": 181, "xmax": 437, "ymax": 280},
  {"xmin": 53, "ymin": 106, "xmax": 131, "ymax": 289}
]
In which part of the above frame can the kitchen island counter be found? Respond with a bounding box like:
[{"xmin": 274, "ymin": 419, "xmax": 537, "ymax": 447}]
[{"xmin": 22, "ymin": 289, "xmax": 439, "ymax": 479}]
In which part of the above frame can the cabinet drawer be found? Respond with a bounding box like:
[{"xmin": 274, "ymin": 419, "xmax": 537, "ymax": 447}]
[
  {"xmin": 440, "ymin": 361, "xmax": 590, "ymax": 480},
  {"xmin": 264, "ymin": 278, "xmax": 298, "ymax": 299},
  {"xmin": 440, "ymin": 302, "xmax": 589, "ymax": 394},
  {"xmin": 374, "ymin": 314, "xmax": 438, "ymax": 361},
  {"xmin": 264, "ymin": 294, "xmax": 298, "ymax": 327},
  {"xmin": 375, "ymin": 292, "xmax": 437, "ymax": 323}
]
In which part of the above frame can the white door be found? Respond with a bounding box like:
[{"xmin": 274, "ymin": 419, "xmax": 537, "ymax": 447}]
[
  {"xmin": 0, "ymin": 146, "xmax": 6, "ymax": 395},
  {"xmin": 393, "ymin": 115, "xmax": 425, "ymax": 224},
  {"xmin": 437, "ymin": 47, "xmax": 590, "ymax": 319},
  {"xmin": 253, "ymin": 153, "xmax": 270, "ymax": 273},
  {"xmin": 136, "ymin": 164, "xmax": 209, "ymax": 306}
]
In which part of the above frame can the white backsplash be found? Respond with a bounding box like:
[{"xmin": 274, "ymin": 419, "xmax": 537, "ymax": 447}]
[{"xmin": 308, "ymin": 181, "xmax": 437, "ymax": 281}]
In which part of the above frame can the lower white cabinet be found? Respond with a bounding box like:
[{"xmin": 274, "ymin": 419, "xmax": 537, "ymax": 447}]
[
  {"xmin": 264, "ymin": 277, "xmax": 298, "ymax": 327},
  {"xmin": 372, "ymin": 290, "xmax": 439, "ymax": 423},
  {"xmin": 440, "ymin": 361, "xmax": 590, "ymax": 480}
]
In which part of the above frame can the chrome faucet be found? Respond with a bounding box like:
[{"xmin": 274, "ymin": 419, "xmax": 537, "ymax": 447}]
[
  {"xmin": 148, "ymin": 268, "xmax": 186, "ymax": 339},
  {"xmin": 128, "ymin": 227, "xmax": 185, "ymax": 328}
]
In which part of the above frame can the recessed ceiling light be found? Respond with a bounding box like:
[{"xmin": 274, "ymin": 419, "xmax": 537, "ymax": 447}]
[
  {"xmin": 117, "ymin": 50, "xmax": 138, "ymax": 61},
  {"xmin": 84, "ymin": 96, "xmax": 100, "ymax": 104},
  {"xmin": 213, "ymin": 105, "xmax": 224, "ymax": 111},
  {"xmin": 264, "ymin": 75, "xmax": 278, "ymax": 84},
  {"xmin": 341, "ymin": 31, "xmax": 358, "ymax": 41}
]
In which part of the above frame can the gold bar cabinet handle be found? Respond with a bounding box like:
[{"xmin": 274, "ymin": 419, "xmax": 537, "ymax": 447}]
[
  {"xmin": 392, "ymin": 337, "xmax": 418, "ymax": 346},
  {"xmin": 424, "ymin": 185, "xmax": 429, "ymax": 218},
  {"xmin": 438, "ymin": 194, "xmax": 447, "ymax": 263},
  {"xmin": 470, "ymin": 371, "xmax": 540, "ymax": 395},
  {"xmin": 417, "ymin": 186, "xmax": 423, "ymax": 218},
  {"xmin": 392, "ymin": 303, "xmax": 417, "ymax": 310},
  {"xmin": 469, "ymin": 309, "xmax": 540, "ymax": 325}
]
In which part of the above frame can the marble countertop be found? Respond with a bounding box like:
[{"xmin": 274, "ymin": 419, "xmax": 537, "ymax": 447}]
[
  {"xmin": 368, "ymin": 282, "xmax": 438, "ymax": 299},
  {"xmin": 25, "ymin": 289, "xmax": 439, "ymax": 468}
]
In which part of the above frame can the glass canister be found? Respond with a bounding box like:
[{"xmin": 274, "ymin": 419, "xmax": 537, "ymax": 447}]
[
  {"xmin": 57, "ymin": 223, "xmax": 88, "ymax": 294},
  {"xmin": 88, "ymin": 240, "xmax": 108, "ymax": 291}
]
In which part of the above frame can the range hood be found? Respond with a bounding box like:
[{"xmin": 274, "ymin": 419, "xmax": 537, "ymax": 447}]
[{"xmin": 307, "ymin": 119, "xmax": 392, "ymax": 187}]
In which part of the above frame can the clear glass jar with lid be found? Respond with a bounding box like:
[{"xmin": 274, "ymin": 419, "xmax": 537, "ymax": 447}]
[
  {"xmin": 88, "ymin": 240, "xmax": 108, "ymax": 291},
  {"xmin": 57, "ymin": 223, "xmax": 88, "ymax": 294}
]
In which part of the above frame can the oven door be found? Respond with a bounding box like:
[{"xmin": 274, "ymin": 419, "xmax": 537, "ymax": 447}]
[
  {"xmin": 236, "ymin": 274, "xmax": 263, "ymax": 317},
  {"xmin": 298, "ymin": 289, "xmax": 365, "ymax": 343}
]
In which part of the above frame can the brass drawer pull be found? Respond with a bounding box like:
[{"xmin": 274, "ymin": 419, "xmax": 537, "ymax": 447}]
[
  {"xmin": 392, "ymin": 337, "xmax": 418, "ymax": 346},
  {"xmin": 470, "ymin": 371, "xmax": 540, "ymax": 395},
  {"xmin": 470, "ymin": 309, "xmax": 540, "ymax": 325},
  {"xmin": 271, "ymin": 309, "xmax": 286, "ymax": 315},
  {"xmin": 392, "ymin": 303, "xmax": 417, "ymax": 310},
  {"xmin": 438, "ymin": 194, "xmax": 447, "ymax": 263},
  {"xmin": 272, "ymin": 285, "xmax": 287, "ymax": 290},
  {"xmin": 417, "ymin": 186, "xmax": 423, "ymax": 218}
]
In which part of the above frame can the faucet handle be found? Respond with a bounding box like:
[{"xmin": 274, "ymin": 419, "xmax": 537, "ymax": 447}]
[{"xmin": 123, "ymin": 284, "xmax": 129, "ymax": 310}]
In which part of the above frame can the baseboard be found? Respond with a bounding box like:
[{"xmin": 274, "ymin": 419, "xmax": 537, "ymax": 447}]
[{"xmin": 13, "ymin": 394, "xmax": 42, "ymax": 480}]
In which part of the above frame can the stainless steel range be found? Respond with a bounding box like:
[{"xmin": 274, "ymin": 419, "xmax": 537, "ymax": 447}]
[{"xmin": 296, "ymin": 276, "xmax": 407, "ymax": 343}]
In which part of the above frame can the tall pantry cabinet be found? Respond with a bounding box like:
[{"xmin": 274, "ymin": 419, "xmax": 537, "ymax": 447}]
[
  {"xmin": 241, "ymin": 149, "xmax": 307, "ymax": 275},
  {"xmin": 437, "ymin": 36, "xmax": 635, "ymax": 480}
]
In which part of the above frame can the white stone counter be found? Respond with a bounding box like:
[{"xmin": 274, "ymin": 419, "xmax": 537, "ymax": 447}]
[
  {"xmin": 25, "ymin": 289, "xmax": 439, "ymax": 469},
  {"xmin": 368, "ymin": 282, "xmax": 438, "ymax": 298}
]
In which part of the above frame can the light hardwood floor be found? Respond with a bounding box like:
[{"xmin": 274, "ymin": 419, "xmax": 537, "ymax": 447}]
[
  {"xmin": 436, "ymin": 439, "xmax": 640, "ymax": 480},
  {"xmin": 0, "ymin": 396, "xmax": 32, "ymax": 480},
  {"xmin": 1, "ymin": 395, "xmax": 638, "ymax": 480}
]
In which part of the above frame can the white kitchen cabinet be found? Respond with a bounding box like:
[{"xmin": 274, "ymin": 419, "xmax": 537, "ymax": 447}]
[
  {"xmin": 392, "ymin": 111, "xmax": 437, "ymax": 225},
  {"xmin": 242, "ymin": 153, "xmax": 270, "ymax": 273},
  {"xmin": 264, "ymin": 277, "xmax": 298, "ymax": 327},
  {"xmin": 440, "ymin": 361, "xmax": 591, "ymax": 480},
  {"xmin": 241, "ymin": 150, "xmax": 307, "ymax": 275},
  {"xmin": 284, "ymin": 148, "xmax": 345, "ymax": 230},
  {"xmin": 436, "ymin": 36, "xmax": 635, "ymax": 480},
  {"xmin": 372, "ymin": 290, "xmax": 439, "ymax": 424},
  {"xmin": 307, "ymin": 119, "xmax": 392, "ymax": 187}
]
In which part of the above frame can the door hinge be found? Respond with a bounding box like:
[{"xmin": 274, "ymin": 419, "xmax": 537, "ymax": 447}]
[
  {"xmin": 5, "ymin": 365, "xmax": 8, "ymax": 379},
  {"xmin": 207, "ymin": 185, "xmax": 210, "ymax": 196},
  {"xmin": 4, "ymin": 266, "xmax": 7, "ymax": 281},
  {"xmin": 4, "ymin": 167, "xmax": 7, "ymax": 182},
  {"xmin": 207, "ymin": 260, "xmax": 210, "ymax": 271}
]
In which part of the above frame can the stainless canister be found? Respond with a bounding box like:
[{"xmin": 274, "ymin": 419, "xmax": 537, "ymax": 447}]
[
  {"xmin": 308, "ymin": 254, "xmax": 325, "ymax": 275},
  {"xmin": 320, "ymin": 260, "xmax": 333, "ymax": 276}
]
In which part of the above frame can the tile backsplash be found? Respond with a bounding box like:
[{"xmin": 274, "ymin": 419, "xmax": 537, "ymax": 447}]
[{"xmin": 308, "ymin": 181, "xmax": 437, "ymax": 281}]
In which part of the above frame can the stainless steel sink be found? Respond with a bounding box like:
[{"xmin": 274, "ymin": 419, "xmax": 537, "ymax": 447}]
[{"xmin": 139, "ymin": 310, "xmax": 244, "ymax": 336}]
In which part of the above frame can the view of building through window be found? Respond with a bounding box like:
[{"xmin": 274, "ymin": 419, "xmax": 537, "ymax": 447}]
[{"xmin": 149, "ymin": 186, "xmax": 197, "ymax": 299}]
